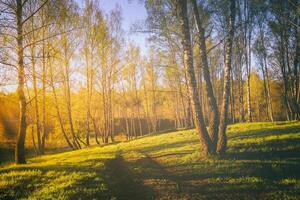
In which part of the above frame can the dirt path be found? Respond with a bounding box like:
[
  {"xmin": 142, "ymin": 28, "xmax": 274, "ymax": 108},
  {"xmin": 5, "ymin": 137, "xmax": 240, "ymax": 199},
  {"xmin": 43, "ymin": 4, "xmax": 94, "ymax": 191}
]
[{"xmin": 103, "ymin": 154, "xmax": 155, "ymax": 200}]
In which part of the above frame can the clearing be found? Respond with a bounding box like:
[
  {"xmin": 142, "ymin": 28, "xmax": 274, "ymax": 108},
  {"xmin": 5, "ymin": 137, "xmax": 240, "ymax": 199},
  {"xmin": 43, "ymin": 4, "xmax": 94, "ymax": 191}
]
[{"xmin": 0, "ymin": 121, "xmax": 300, "ymax": 199}]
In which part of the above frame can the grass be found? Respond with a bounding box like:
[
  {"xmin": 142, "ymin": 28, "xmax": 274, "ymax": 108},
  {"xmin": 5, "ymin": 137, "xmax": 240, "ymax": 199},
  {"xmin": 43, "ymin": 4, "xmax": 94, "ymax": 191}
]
[{"xmin": 0, "ymin": 121, "xmax": 300, "ymax": 199}]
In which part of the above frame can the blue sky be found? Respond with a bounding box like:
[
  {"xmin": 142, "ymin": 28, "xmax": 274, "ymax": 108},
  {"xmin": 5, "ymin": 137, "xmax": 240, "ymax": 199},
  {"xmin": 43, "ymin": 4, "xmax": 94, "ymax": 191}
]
[
  {"xmin": 100, "ymin": 0, "xmax": 147, "ymax": 31},
  {"xmin": 78, "ymin": 0, "xmax": 149, "ymax": 55}
]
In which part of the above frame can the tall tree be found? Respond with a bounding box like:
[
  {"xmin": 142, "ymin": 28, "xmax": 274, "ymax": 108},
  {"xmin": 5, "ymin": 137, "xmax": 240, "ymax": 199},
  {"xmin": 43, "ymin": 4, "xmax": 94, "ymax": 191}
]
[
  {"xmin": 191, "ymin": 0, "xmax": 219, "ymax": 149},
  {"xmin": 217, "ymin": 0, "xmax": 236, "ymax": 155},
  {"xmin": 28, "ymin": 1, "xmax": 42, "ymax": 154},
  {"xmin": 82, "ymin": 0, "xmax": 98, "ymax": 146},
  {"xmin": 176, "ymin": 0, "xmax": 213, "ymax": 155},
  {"xmin": 0, "ymin": 0, "xmax": 49, "ymax": 164},
  {"xmin": 15, "ymin": 0, "xmax": 27, "ymax": 163},
  {"xmin": 58, "ymin": 0, "xmax": 81, "ymax": 149}
]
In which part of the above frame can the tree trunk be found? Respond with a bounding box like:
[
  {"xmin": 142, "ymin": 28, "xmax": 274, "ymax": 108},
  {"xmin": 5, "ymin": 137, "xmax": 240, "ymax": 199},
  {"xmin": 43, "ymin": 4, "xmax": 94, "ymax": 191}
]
[
  {"xmin": 178, "ymin": 82, "xmax": 188, "ymax": 128},
  {"xmin": 30, "ymin": 47, "xmax": 42, "ymax": 155},
  {"xmin": 143, "ymin": 81, "xmax": 152, "ymax": 134},
  {"xmin": 192, "ymin": 0, "xmax": 219, "ymax": 149},
  {"xmin": 64, "ymin": 47, "xmax": 80, "ymax": 149},
  {"xmin": 125, "ymin": 110, "xmax": 130, "ymax": 139},
  {"xmin": 31, "ymin": 125, "xmax": 38, "ymax": 155},
  {"xmin": 109, "ymin": 89, "xmax": 114, "ymax": 142},
  {"xmin": 177, "ymin": 0, "xmax": 213, "ymax": 156},
  {"xmin": 85, "ymin": 49, "xmax": 91, "ymax": 146},
  {"xmin": 294, "ymin": 14, "xmax": 300, "ymax": 110},
  {"xmin": 217, "ymin": 0, "xmax": 235, "ymax": 155},
  {"xmin": 244, "ymin": 1, "xmax": 252, "ymax": 122},
  {"xmin": 230, "ymin": 70, "xmax": 235, "ymax": 123},
  {"xmin": 246, "ymin": 70, "xmax": 252, "ymax": 121},
  {"xmin": 41, "ymin": 23, "xmax": 46, "ymax": 154},
  {"xmin": 29, "ymin": 12, "xmax": 42, "ymax": 155},
  {"xmin": 262, "ymin": 55, "xmax": 274, "ymax": 122},
  {"xmin": 279, "ymin": 33, "xmax": 292, "ymax": 120},
  {"xmin": 92, "ymin": 117, "xmax": 100, "ymax": 144},
  {"xmin": 15, "ymin": 0, "xmax": 27, "ymax": 164},
  {"xmin": 294, "ymin": 15, "xmax": 300, "ymax": 119},
  {"xmin": 237, "ymin": 47, "xmax": 245, "ymax": 122},
  {"xmin": 184, "ymin": 69, "xmax": 192, "ymax": 128},
  {"xmin": 50, "ymin": 62, "xmax": 74, "ymax": 149}
]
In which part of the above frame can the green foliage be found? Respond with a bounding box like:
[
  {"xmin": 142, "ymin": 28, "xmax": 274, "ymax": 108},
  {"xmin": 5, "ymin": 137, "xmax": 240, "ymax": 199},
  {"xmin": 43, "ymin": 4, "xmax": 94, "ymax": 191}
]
[{"xmin": 0, "ymin": 121, "xmax": 300, "ymax": 199}]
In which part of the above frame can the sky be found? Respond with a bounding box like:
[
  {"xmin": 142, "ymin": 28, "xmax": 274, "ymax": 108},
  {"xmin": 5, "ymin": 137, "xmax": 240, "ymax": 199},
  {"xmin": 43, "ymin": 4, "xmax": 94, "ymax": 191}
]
[{"xmin": 78, "ymin": 0, "xmax": 149, "ymax": 55}]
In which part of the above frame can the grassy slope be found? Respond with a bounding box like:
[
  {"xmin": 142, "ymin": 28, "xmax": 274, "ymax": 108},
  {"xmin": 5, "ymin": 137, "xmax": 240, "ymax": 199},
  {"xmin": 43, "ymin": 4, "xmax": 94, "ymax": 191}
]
[{"xmin": 0, "ymin": 121, "xmax": 300, "ymax": 200}]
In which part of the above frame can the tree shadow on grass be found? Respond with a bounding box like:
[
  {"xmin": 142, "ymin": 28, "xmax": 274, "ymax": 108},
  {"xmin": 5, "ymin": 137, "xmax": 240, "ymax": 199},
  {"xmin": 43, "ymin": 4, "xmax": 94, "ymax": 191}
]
[
  {"xmin": 229, "ymin": 124, "xmax": 300, "ymax": 140},
  {"xmin": 101, "ymin": 154, "xmax": 155, "ymax": 200},
  {"xmin": 129, "ymin": 154, "xmax": 188, "ymax": 199},
  {"xmin": 227, "ymin": 138, "xmax": 300, "ymax": 161},
  {"xmin": 126, "ymin": 154, "xmax": 268, "ymax": 199},
  {"xmin": 129, "ymin": 154, "xmax": 300, "ymax": 199},
  {"xmin": 136, "ymin": 139, "xmax": 198, "ymax": 155}
]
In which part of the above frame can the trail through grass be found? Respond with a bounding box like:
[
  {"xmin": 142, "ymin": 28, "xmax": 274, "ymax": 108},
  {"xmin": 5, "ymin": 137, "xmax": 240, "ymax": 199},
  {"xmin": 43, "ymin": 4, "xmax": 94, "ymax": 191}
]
[{"xmin": 0, "ymin": 121, "xmax": 300, "ymax": 199}]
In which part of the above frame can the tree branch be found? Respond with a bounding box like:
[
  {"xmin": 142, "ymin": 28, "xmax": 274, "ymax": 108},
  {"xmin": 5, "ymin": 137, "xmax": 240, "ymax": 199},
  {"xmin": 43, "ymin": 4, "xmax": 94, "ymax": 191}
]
[
  {"xmin": 22, "ymin": 22, "xmax": 56, "ymax": 37},
  {"xmin": 21, "ymin": 0, "xmax": 48, "ymax": 25},
  {"xmin": 0, "ymin": 60, "xmax": 17, "ymax": 69},
  {"xmin": 0, "ymin": 0, "xmax": 16, "ymax": 12},
  {"xmin": 23, "ymin": 27, "xmax": 79, "ymax": 49}
]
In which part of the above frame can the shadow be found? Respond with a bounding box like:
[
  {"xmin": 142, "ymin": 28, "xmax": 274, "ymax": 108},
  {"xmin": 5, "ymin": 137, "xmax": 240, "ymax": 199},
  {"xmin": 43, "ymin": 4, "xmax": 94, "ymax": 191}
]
[
  {"xmin": 0, "ymin": 146, "xmax": 14, "ymax": 164},
  {"xmin": 127, "ymin": 154, "xmax": 186, "ymax": 199},
  {"xmin": 227, "ymin": 138, "xmax": 300, "ymax": 161},
  {"xmin": 0, "ymin": 145, "xmax": 39, "ymax": 166},
  {"xmin": 128, "ymin": 154, "xmax": 300, "ymax": 199},
  {"xmin": 137, "ymin": 139, "xmax": 198, "ymax": 155},
  {"xmin": 101, "ymin": 153, "xmax": 155, "ymax": 200},
  {"xmin": 229, "ymin": 124, "xmax": 300, "ymax": 140}
]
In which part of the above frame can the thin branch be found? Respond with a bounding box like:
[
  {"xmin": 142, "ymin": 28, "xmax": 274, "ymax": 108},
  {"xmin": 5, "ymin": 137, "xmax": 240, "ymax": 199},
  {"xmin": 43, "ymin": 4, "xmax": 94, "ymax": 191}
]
[
  {"xmin": 0, "ymin": 30, "xmax": 17, "ymax": 39},
  {"xmin": 0, "ymin": 0, "xmax": 16, "ymax": 12},
  {"xmin": 23, "ymin": 27, "xmax": 80, "ymax": 49},
  {"xmin": 0, "ymin": 60, "xmax": 17, "ymax": 69},
  {"xmin": 204, "ymin": 25, "xmax": 213, "ymax": 39},
  {"xmin": 0, "ymin": 24, "xmax": 17, "ymax": 30},
  {"xmin": 21, "ymin": 0, "xmax": 48, "ymax": 25},
  {"xmin": 23, "ymin": 22, "xmax": 55, "ymax": 37},
  {"xmin": 206, "ymin": 37, "xmax": 225, "ymax": 54},
  {"xmin": 22, "ymin": 0, "xmax": 29, "ymax": 7},
  {"xmin": 0, "ymin": 9, "xmax": 15, "ymax": 15}
]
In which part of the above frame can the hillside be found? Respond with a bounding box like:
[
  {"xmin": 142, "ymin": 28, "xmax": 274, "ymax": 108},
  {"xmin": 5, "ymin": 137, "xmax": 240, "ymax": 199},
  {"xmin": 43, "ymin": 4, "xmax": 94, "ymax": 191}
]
[{"xmin": 0, "ymin": 121, "xmax": 300, "ymax": 200}]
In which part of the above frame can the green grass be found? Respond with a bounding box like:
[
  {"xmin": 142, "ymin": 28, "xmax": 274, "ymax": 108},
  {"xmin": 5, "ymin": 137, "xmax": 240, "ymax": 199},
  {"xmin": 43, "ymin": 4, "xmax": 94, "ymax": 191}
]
[{"xmin": 1, "ymin": 121, "xmax": 300, "ymax": 199}]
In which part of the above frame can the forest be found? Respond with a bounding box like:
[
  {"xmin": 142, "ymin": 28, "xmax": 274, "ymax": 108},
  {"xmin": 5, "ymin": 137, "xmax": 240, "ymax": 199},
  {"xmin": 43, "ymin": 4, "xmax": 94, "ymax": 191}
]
[{"xmin": 0, "ymin": 0, "xmax": 299, "ymax": 199}]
